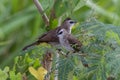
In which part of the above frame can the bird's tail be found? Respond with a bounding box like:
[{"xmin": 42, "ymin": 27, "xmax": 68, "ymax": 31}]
[{"xmin": 22, "ymin": 41, "xmax": 40, "ymax": 51}]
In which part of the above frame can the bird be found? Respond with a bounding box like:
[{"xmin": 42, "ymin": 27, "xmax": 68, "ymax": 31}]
[
  {"xmin": 57, "ymin": 29, "xmax": 89, "ymax": 67},
  {"xmin": 57, "ymin": 28, "xmax": 82, "ymax": 52},
  {"xmin": 23, "ymin": 18, "xmax": 77, "ymax": 50}
]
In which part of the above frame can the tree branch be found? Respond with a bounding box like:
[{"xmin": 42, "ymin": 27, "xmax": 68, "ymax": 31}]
[
  {"xmin": 33, "ymin": 0, "xmax": 49, "ymax": 26},
  {"xmin": 42, "ymin": 51, "xmax": 53, "ymax": 80}
]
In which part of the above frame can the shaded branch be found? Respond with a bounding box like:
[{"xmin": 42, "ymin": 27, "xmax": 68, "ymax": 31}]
[
  {"xmin": 41, "ymin": 51, "xmax": 53, "ymax": 80},
  {"xmin": 33, "ymin": 0, "xmax": 49, "ymax": 26}
]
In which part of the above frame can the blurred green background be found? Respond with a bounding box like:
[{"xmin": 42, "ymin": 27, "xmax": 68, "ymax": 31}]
[
  {"xmin": 0, "ymin": 0, "xmax": 120, "ymax": 71},
  {"xmin": 0, "ymin": 0, "xmax": 120, "ymax": 65},
  {"xmin": 0, "ymin": 0, "xmax": 45, "ymax": 68}
]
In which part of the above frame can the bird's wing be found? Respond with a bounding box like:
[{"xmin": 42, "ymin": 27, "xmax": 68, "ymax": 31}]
[
  {"xmin": 37, "ymin": 27, "xmax": 60, "ymax": 42},
  {"xmin": 22, "ymin": 27, "xmax": 61, "ymax": 50},
  {"xmin": 59, "ymin": 34, "xmax": 74, "ymax": 51},
  {"xmin": 38, "ymin": 33, "xmax": 47, "ymax": 39},
  {"xmin": 67, "ymin": 34, "xmax": 82, "ymax": 51},
  {"xmin": 38, "ymin": 26, "xmax": 62, "ymax": 39}
]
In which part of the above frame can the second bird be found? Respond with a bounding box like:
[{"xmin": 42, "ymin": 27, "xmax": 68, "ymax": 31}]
[{"xmin": 57, "ymin": 28, "xmax": 82, "ymax": 52}]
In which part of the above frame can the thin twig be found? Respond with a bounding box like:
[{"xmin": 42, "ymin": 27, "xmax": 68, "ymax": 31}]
[
  {"xmin": 54, "ymin": 17, "xmax": 62, "ymax": 80},
  {"xmin": 58, "ymin": 16, "xmax": 62, "ymax": 26},
  {"xmin": 54, "ymin": 50, "xmax": 59, "ymax": 80},
  {"xmin": 33, "ymin": 0, "xmax": 49, "ymax": 26}
]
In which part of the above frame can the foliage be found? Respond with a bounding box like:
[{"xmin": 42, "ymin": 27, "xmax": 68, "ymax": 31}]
[
  {"xmin": 0, "ymin": 67, "xmax": 9, "ymax": 80},
  {"xmin": 0, "ymin": 0, "xmax": 120, "ymax": 80},
  {"xmin": 0, "ymin": 66, "xmax": 22, "ymax": 80},
  {"xmin": 29, "ymin": 66, "xmax": 47, "ymax": 80}
]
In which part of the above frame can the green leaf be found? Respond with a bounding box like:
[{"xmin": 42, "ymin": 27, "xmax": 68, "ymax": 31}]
[
  {"xmin": 9, "ymin": 71, "xmax": 22, "ymax": 80},
  {"xmin": 4, "ymin": 66, "xmax": 9, "ymax": 73},
  {"xmin": 73, "ymin": 0, "xmax": 86, "ymax": 11},
  {"xmin": 0, "ymin": 67, "xmax": 9, "ymax": 80}
]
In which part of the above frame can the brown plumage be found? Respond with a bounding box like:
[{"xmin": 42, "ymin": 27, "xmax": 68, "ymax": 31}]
[
  {"xmin": 23, "ymin": 18, "xmax": 76, "ymax": 50},
  {"xmin": 57, "ymin": 29, "xmax": 82, "ymax": 52}
]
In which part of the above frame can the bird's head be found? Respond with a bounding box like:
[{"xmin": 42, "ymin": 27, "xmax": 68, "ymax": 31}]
[
  {"xmin": 57, "ymin": 29, "xmax": 68, "ymax": 37},
  {"xmin": 61, "ymin": 18, "xmax": 77, "ymax": 33},
  {"xmin": 63, "ymin": 18, "xmax": 77, "ymax": 28}
]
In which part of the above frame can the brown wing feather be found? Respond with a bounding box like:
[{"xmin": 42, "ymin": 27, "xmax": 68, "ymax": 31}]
[
  {"xmin": 67, "ymin": 34, "xmax": 82, "ymax": 51},
  {"xmin": 37, "ymin": 27, "xmax": 62, "ymax": 42},
  {"xmin": 23, "ymin": 26, "xmax": 66, "ymax": 50}
]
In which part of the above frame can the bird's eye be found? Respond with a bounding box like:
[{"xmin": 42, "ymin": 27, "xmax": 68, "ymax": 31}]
[
  {"xmin": 69, "ymin": 21, "xmax": 74, "ymax": 24},
  {"xmin": 58, "ymin": 31, "xmax": 63, "ymax": 35}
]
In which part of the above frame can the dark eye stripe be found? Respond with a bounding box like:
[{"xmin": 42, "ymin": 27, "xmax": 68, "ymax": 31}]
[{"xmin": 58, "ymin": 31, "xmax": 63, "ymax": 35}]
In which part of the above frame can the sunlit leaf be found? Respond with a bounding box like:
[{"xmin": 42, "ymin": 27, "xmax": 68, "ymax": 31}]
[
  {"xmin": 0, "ymin": 67, "xmax": 9, "ymax": 80},
  {"xmin": 29, "ymin": 66, "xmax": 47, "ymax": 80},
  {"xmin": 29, "ymin": 67, "xmax": 38, "ymax": 79},
  {"xmin": 9, "ymin": 71, "xmax": 22, "ymax": 80},
  {"xmin": 73, "ymin": 0, "xmax": 86, "ymax": 11}
]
